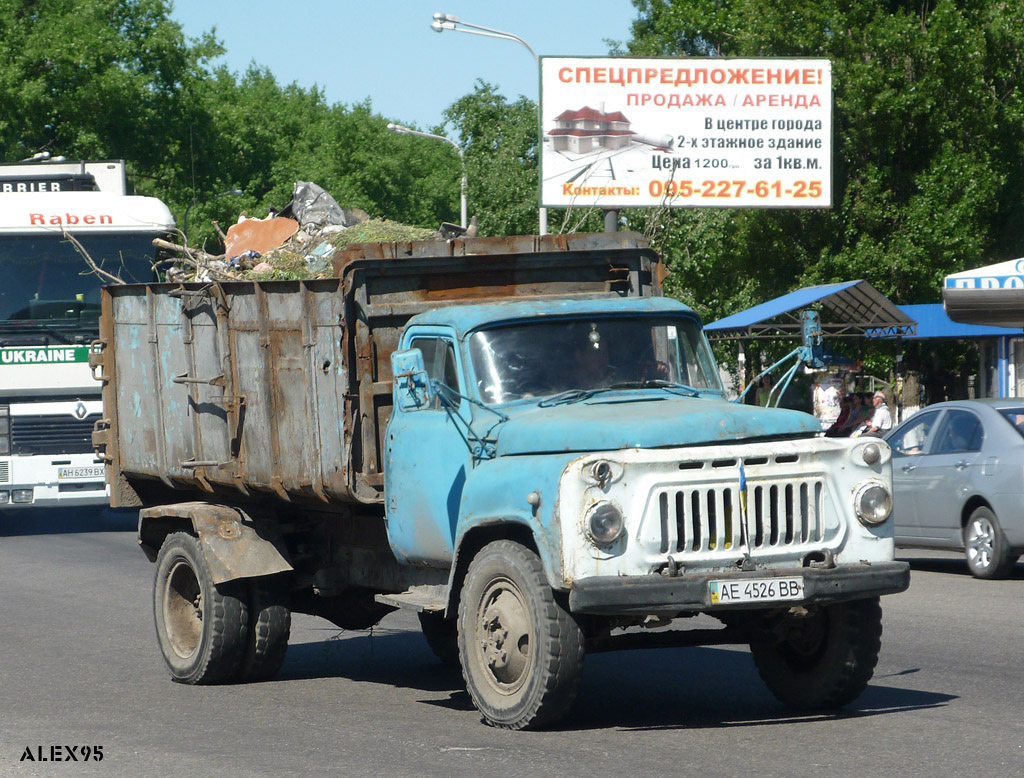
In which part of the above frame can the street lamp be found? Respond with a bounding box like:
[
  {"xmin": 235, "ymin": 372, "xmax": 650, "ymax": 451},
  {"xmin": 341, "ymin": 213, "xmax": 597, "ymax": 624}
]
[
  {"xmin": 431, "ymin": 12, "xmax": 548, "ymax": 235},
  {"xmin": 183, "ymin": 188, "xmax": 243, "ymax": 243},
  {"xmin": 388, "ymin": 123, "xmax": 467, "ymax": 229}
]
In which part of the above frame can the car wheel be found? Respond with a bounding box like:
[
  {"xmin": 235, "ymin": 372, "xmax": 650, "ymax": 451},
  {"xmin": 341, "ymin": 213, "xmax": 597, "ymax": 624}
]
[
  {"xmin": 964, "ymin": 506, "xmax": 1015, "ymax": 579},
  {"xmin": 749, "ymin": 597, "xmax": 882, "ymax": 710},
  {"xmin": 418, "ymin": 611, "xmax": 459, "ymax": 667},
  {"xmin": 238, "ymin": 574, "xmax": 291, "ymax": 682},
  {"xmin": 153, "ymin": 532, "xmax": 249, "ymax": 684},
  {"xmin": 458, "ymin": 540, "xmax": 585, "ymax": 729}
]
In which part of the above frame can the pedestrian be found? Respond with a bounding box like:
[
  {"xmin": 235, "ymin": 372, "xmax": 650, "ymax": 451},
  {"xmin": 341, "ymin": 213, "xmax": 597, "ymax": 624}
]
[{"xmin": 862, "ymin": 391, "xmax": 892, "ymax": 438}]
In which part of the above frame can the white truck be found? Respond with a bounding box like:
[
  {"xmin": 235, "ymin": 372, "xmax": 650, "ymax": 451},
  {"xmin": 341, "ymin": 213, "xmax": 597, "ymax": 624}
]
[{"xmin": 0, "ymin": 159, "xmax": 173, "ymax": 510}]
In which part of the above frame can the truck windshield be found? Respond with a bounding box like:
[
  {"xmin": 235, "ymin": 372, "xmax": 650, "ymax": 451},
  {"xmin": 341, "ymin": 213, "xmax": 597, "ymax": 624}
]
[
  {"xmin": 0, "ymin": 233, "xmax": 158, "ymax": 334},
  {"xmin": 469, "ymin": 316, "xmax": 722, "ymax": 404}
]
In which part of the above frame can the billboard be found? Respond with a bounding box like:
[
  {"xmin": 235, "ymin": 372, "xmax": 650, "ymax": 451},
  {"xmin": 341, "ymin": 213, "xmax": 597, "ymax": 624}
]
[{"xmin": 540, "ymin": 57, "xmax": 832, "ymax": 209}]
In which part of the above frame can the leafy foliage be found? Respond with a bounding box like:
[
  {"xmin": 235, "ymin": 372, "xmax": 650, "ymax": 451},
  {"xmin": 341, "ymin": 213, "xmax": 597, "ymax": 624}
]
[{"xmin": 624, "ymin": 0, "xmax": 1024, "ymax": 321}]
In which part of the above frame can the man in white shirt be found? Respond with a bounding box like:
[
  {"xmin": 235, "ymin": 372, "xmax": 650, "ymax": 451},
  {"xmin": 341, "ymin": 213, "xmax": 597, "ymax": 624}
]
[{"xmin": 865, "ymin": 391, "xmax": 892, "ymax": 437}]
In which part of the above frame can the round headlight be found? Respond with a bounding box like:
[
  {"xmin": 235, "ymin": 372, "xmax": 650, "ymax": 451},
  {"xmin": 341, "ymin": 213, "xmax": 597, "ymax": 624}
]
[
  {"xmin": 586, "ymin": 502, "xmax": 624, "ymax": 545},
  {"xmin": 854, "ymin": 481, "xmax": 892, "ymax": 525}
]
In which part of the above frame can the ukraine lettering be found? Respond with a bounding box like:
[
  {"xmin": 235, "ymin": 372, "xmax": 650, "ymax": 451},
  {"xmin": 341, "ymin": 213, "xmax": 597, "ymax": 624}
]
[{"xmin": 1, "ymin": 347, "xmax": 88, "ymax": 365}]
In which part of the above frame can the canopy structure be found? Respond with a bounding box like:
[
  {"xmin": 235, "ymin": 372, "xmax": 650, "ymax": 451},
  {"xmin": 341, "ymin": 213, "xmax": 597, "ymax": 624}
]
[
  {"xmin": 943, "ymin": 258, "xmax": 1024, "ymax": 328},
  {"xmin": 705, "ymin": 280, "xmax": 916, "ymax": 340},
  {"xmin": 867, "ymin": 304, "xmax": 1023, "ymax": 340}
]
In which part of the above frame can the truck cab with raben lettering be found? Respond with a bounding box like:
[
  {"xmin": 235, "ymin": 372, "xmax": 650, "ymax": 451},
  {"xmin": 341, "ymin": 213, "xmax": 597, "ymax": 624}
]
[
  {"xmin": 97, "ymin": 233, "xmax": 908, "ymax": 729},
  {"xmin": 0, "ymin": 159, "xmax": 172, "ymax": 510}
]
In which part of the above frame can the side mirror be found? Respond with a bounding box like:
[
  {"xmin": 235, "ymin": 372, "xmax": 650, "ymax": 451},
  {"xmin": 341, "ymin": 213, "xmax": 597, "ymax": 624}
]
[{"xmin": 391, "ymin": 348, "xmax": 433, "ymax": 411}]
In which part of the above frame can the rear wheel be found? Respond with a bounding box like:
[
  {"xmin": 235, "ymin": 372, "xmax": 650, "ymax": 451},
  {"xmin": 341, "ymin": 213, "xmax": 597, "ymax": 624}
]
[
  {"xmin": 418, "ymin": 610, "xmax": 459, "ymax": 667},
  {"xmin": 750, "ymin": 597, "xmax": 882, "ymax": 710},
  {"xmin": 238, "ymin": 575, "xmax": 291, "ymax": 682},
  {"xmin": 153, "ymin": 532, "xmax": 248, "ymax": 684},
  {"xmin": 458, "ymin": 540, "xmax": 585, "ymax": 730},
  {"xmin": 964, "ymin": 507, "xmax": 1015, "ymax": 579}
]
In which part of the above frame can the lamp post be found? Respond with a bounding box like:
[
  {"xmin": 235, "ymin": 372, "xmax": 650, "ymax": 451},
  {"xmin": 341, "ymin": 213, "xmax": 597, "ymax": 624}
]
[
  {"xmin": 183, "ymin": 188, "xmax": 243, "ymax": 243},
  {"xmin": 387, "ymin": 123, "xmax": 467, "ymax": 229},
  {"xmin": 431, "ymin": 12, "xmax": 548, "ymax": 236}
]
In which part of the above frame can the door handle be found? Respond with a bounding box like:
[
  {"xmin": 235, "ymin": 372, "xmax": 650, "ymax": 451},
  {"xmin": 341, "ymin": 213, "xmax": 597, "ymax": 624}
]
[
  {"xmin": 955, "ymin": 460, "xmax": 970, "ymax": 470},
  {"xmin": 901, "ymin": 464, "xmax": 916, "ymax": 472}
]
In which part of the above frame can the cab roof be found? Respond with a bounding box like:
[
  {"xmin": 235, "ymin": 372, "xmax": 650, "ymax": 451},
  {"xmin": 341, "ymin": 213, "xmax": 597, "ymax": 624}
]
[{"xmin": 405, "ymin": 295, "xmax": 701, "ymax": 336}]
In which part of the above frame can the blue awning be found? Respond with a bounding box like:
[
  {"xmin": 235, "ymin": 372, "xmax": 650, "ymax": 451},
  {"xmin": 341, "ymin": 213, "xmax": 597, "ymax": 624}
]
[
  {"xmin": 943, "ymin": 258, "xmax": 1024, "ymax": 328},
  {"xmin": 705, "ymin": 280, "xmax": 916, "ymax": 339},
  {"xmin": 867, "ymin": 304, "xmax": 1023, "ymax": 339}
]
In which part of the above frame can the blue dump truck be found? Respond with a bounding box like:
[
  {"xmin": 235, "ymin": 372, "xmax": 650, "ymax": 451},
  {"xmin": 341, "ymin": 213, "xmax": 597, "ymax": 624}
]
[{"xmin": 93, "ymin": 233, "xmax": 909, "ymax": 729}]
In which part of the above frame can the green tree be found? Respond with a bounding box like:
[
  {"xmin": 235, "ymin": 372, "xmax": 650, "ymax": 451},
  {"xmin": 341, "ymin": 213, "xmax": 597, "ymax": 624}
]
[
  {"xmin": 624, "ymin": 0, "xmax": 1024, "ymax": 322},
  {"xmin": 0, "ymin": 0, "xmax": 221, "ymax": 176},
  {"xmin": 443, "ymin": 81, "xmax": 543, "ymax": 236}
]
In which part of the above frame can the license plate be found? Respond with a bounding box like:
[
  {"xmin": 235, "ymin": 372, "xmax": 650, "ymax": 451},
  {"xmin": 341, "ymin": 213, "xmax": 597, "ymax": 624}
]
[
  {"xmin": 57, "ymin": 466, "xmax": 105, "ymax": 480},
  {"xmin": 709, "ymin": 577, "xmax": 804, "ymax": 605}
]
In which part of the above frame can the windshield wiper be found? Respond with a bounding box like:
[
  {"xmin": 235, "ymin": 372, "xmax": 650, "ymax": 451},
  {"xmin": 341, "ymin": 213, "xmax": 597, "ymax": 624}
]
[
  {"xmin": 609, "ymin": 379, "xmax": 717, "ymax": 397},
  {"xmin": 538, "ymin": 389, "xmax": 601, "ymax": 407}
]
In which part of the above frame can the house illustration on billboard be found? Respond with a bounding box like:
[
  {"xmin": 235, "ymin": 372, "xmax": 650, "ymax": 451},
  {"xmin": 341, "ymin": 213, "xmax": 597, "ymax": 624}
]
[{"xmin": 547, "ymin": 105, "xmax": 636, "ymax": 153}]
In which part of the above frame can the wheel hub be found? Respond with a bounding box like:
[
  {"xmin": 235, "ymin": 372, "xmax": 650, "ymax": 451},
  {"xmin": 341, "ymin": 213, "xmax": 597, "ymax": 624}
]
[
  {"xmin": 478, "ymin": 582, "xmax": 532, "ymax": 692},
  {"xmin": 967, "ymin": 518, "xmax": 995, "ymax": 569},
  {"xmin": 164, "ymin": 560, "xmax": 203, "ymax": 658}
]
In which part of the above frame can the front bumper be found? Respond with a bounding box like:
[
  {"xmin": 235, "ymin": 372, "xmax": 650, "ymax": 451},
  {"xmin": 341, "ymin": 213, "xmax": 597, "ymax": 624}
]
[{"xmin": 568, "ymin": 561, "xmax": 910, "ymax": 615}]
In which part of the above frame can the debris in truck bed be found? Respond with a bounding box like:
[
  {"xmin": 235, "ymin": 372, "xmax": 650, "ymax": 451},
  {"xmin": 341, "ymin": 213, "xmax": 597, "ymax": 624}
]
[
  {"xmin": 155, "ymin": 181, "xmax": 444, "ymax": 283},
  {"xmin": 223, "ymin": 216, "xmax": 299, "ymax": 259}
]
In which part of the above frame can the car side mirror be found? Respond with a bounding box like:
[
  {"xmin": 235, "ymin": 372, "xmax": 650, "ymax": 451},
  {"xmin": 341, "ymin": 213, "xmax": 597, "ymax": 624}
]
[{"xmin": 391, "ymin": 348, "xmax": 433, "ymax": 411}]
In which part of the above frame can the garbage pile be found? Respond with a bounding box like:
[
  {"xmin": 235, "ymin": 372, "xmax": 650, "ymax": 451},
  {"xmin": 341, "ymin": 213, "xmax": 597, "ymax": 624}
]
[{"xmin": 160, "ymin": 182, "xmax": 474, "ymax": 283}]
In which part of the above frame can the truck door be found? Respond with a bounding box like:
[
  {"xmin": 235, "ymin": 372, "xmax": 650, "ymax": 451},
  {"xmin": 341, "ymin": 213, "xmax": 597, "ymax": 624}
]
[{"xmin": 384, "ymin": 331, "xmax": 471, "ymax": 566}]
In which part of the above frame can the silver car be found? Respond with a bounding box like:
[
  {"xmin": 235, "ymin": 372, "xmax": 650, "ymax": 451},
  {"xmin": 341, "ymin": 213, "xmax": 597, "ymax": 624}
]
[{"xmin": 885, "ymin": 398, "xmax": 1024, "ymax": 579}]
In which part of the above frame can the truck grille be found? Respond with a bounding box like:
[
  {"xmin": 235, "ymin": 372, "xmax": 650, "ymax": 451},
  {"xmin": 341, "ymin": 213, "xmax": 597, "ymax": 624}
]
[
  {"xmin": 11, "ymin": 415, "xmax": 100, "ymax": 456},
  {"xmin": 654, "ymin": 477, "xmax": 826, "ymax": 554}
]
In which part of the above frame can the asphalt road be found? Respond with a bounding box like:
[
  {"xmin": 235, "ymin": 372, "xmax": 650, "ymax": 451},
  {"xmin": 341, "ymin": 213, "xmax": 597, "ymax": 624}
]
[{"xmin": 2, "ymin": 507, "xmax": 1023, "ymax": 778}]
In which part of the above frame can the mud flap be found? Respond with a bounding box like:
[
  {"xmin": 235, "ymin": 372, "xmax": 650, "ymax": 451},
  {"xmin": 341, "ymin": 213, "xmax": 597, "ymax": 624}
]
[{"xmin": 139, "ymin": 502, "xmax": 293, "ymax": 585}]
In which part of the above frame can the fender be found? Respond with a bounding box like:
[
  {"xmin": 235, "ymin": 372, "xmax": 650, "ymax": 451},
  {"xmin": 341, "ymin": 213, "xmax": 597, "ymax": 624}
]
[
  {"xmin": 441, "ymin": 453, "xmax": 576, "ymax": 615},
  {"xmin": 138, "ymin": 502, "xmax": 292, "ymax": 585}
]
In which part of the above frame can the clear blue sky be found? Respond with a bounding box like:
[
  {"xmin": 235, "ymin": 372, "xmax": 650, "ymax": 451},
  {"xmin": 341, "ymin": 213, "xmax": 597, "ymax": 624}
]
[{"xmin": 169, "ymin": 0, "xmax": 640, "ymax": 130}]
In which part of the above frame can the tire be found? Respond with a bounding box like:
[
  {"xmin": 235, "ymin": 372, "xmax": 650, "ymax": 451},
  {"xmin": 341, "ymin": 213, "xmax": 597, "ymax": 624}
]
[
  {"xmin": 418, "ymin": 610, "xmax": 459, "ymax": 667},
  {"xmin": 458, "ymin": 540, "xmax": 585, "ymax": 730},
  {"xmin": 153, "ymin": 532, "xmax": 249, "ymax": 684},
  {"xmin": 749, "ymin": 597, "xmax": 882, "ymax": 710},
  {"xmin": 964, "ymin": 506, "xmax": 1016, "ymax": 580},
  {"xmin": 238, "ymin": 575, "xmax": 291, "ymax": 682}
]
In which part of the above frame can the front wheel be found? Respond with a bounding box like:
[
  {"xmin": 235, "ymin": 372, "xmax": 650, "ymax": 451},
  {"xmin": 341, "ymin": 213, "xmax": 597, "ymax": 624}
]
[
  {"xmin": 749, "ymin": 597, "xmax": 882, "ymax": 710},
  {"xmin": 964, "ymin": 506, "xmax": 1016, "ymax": 579},
  {"xmin": 458, "ymin": 540, "xmax": 585, "ymax": 730},
  {"xmin": 153, "ymin": 532, "xmax": 249, "ymax": 684}
]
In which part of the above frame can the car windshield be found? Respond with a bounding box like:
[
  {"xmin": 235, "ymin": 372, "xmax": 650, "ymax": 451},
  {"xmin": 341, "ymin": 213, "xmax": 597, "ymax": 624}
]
[
  {"xmin": 468, "ymin": 316, "xmax": 722, "ymax": 404},
  {"xmin": 0, "ymin": 233, "xmax": 158, "ymax": 331},
  {"xmin": 997, "ymin": 407, "xmax": 1024, "ymax": 440}
]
